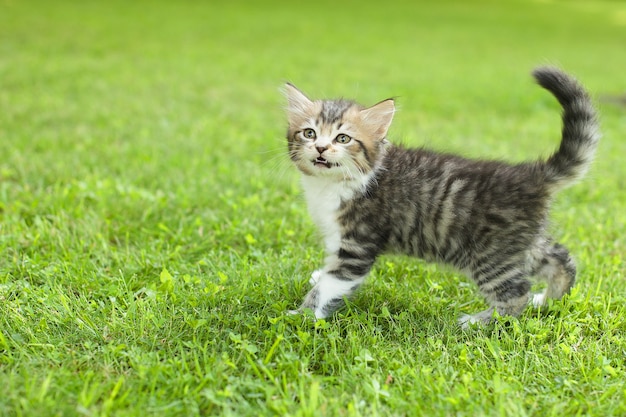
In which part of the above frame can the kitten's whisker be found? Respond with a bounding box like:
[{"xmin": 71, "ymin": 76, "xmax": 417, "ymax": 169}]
[
  {"xmin": 265, "ymin": 156, "xmax": 294, "ymax": 175},
  {"xmin": 257, "ymin": 143, "xmax": 291, "ymax": 157},
  {"xmin": 261, "ymin": 157, "xmax": 291, "ymax": 175}
]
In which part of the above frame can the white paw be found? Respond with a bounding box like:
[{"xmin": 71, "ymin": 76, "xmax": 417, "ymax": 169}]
[
  {"xmin": 458, "ymin": 314, "xmax": 477, "ymax": 329},
  {"xmin": 532, "ymin": 292, "xmax": 546, "ymax": 308},
  {"xmin": 309, "ymin": 269, "xmax": 322, "ymax": 286},
  {"xmin": 286, "ymin": 309, "xmax": 322, "ymax": 320},
  {"xmin": 458, "ymin": 307, "xmax": 495, "ymax": 329}
]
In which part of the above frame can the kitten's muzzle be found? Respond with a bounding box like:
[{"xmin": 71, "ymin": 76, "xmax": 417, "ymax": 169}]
[{"xmin": 313, "ymin": 156, "xmax": 334, "ymax": 169}]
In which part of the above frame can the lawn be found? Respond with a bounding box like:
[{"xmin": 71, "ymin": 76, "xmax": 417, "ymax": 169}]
[{"xmin": 1, "ymin": 0, "xmax": 625, "ymax": 415}]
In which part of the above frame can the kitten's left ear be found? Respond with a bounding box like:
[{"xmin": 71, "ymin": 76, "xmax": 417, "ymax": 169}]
[
  {"xmin": 360, "ymin": 99, "xmax": 395, "ymax": 140},
  {"xmin": 284, "ymin": 83, "xmax": 314, "ymax": 120}
]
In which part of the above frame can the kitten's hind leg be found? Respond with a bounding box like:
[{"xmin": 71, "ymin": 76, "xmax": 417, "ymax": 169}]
[
  {"xmin": 461, "ymin": 263, "xmax": 531, "ymax": 328},
  {"xmin": 458, "ymin": 306, "xmax": 496, "ymax": 327},
  {"xmin": 530, "ymin": 243, "xmax": 576, "ymax": 307}
]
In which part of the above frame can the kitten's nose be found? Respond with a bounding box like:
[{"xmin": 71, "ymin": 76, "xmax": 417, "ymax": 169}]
[{"xmin": 316, "ymin": 145, "xmax": 328, "ymax": 154}]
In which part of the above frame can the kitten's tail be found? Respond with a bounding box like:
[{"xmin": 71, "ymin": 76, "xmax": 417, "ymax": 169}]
[{"xmin": 533, "ymin": 67, "xmax": 600, "ymax": 191}]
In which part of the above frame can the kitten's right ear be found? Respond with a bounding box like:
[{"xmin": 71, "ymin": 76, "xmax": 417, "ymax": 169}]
[
  {"xmin": 360, "ymin": 99, "xmax": 395, "ymax": 140},
  {"xmin": 284, "ymin": 83, "xmax": 314, "ymax": 120}
]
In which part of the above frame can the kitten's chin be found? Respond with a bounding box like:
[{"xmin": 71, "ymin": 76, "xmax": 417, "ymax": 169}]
[
  {"xmin": 296, "ymin": 162, "xmax": 339, "ymax": 178},
  {"xmin": 301, "ymin": 164, "xmax": 370, "ymax": 184},
  {"xmin": 294, "ymin": 158, "xmax": 338, "ymax": 176}
]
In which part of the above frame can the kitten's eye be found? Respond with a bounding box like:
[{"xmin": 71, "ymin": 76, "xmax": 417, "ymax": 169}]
[
  {"xmin": 335, "ymin": 134, "xmax": 352, "ymax": 144},
  {"xmin": 302, "ymin": 128, "xmax": 316, "ymax": 139}
]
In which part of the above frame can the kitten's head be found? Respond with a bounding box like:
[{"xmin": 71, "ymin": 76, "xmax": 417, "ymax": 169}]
[{"xmin": 284, "ymin": 83, "xmax": 395, "ymax": 180}]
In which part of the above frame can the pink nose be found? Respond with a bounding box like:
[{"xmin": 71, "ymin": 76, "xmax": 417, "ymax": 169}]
[{"xmin": 316, "ymin": 146, "xmax": 328, "ymax": 154}]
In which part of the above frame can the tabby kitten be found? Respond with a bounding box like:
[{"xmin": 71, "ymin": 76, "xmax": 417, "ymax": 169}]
[{"xmin": 284, "ymin": 67, "xmax": 599, "ymax": 326}]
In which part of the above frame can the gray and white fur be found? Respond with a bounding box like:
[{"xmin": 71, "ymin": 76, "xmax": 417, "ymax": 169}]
[{"xmin": 283, "ymin": 67, "xmax": 599, "ymax": 326}]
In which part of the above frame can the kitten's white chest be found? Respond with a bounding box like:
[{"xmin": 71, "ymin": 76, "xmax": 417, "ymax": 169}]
[{"xmin": 301, "ymin": 177, "xmax": 354, "ymax": 254}]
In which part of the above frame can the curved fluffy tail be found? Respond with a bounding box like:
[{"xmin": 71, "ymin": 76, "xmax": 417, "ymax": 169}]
[{"xmin": 533, "ymin": 67, "xmax": 600, "ymax": 191}]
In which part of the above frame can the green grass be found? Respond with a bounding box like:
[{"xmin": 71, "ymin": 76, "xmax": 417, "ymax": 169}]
[{"xmin": 1, "ymin": 0, "xmax": 625, "ymax": 415}]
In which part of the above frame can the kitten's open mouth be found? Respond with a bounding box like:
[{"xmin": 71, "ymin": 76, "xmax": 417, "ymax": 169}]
[{"xmin": 313, "ymin": 157, "xmax": 335, "ymax": 169}]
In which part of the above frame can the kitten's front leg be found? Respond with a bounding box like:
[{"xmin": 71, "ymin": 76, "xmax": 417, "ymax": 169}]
[
  {"xmin": 299, "ymin": 271, "xmax": 365, "ymax": 318},
  {"xmin": 309, "ymin": 269, "xmax": 322, "ymax": 286},
  {"xmin": 297, "ymin": 249, "xmax": 377, "ymax": 318}
]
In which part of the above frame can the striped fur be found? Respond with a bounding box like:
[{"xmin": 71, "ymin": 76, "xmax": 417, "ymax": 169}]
[{"xmin": 284, "ymin": 67, "xmax": 599, "ymax": 326}]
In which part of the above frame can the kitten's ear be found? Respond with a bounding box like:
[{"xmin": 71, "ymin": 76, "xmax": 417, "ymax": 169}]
[
  {"xmin": 284, "ymin": 83, "xmax": 314, "ymax": 121},
  {"xmin": 360, "ymin": 99, "xmax": 395, "ymax": 139}
]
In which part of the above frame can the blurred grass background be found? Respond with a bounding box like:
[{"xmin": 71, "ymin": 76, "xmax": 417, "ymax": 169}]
[{"xmin": 1, "ymin": 0, "xmax": 625, "ymax": 415}]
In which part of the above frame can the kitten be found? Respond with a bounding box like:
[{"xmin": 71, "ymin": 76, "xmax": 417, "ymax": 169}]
[{"xmin": 284, "ymin": 67, "xmax": 599, "ymax": 326}]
